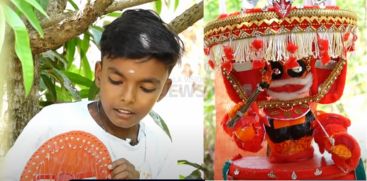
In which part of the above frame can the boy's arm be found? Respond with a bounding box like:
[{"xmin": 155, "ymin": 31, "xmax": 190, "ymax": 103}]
[{"xmin": 0, "ymin": 108, "xmax": 51, "ymax": 181}]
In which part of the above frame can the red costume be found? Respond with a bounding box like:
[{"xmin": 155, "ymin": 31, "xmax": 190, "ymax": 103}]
[{"xmin": 204, "ymin": 0, "xmax": 365, "ymax": 179}]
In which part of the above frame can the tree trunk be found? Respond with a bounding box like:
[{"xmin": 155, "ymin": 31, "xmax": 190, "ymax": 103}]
[
  {"xmin": 0, "ymin": 0, "xmax": 61, "ymax": 158},
  {"xmin": 0, "ymin": 27, "xmax": 14, "ymax": 158},
  {"xmin": 8, "ymin": 57, "xmax": 41, "ymax": 142},
  {"xmin": 0, "ymin": 33, "xmax": 41, "ymax": 157}
]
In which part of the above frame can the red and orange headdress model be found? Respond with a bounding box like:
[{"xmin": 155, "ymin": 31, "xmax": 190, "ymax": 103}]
[{"xmin": 204, "ymin": 0, "xmax": 365, "ymax": 179}]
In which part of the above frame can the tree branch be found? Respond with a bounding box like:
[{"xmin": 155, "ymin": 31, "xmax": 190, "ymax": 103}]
[
  {"xmin": 31, "ymin": 0, "xmax": 203, "ymax": 54},
  {"xmin": 31, "ymin": 0, "xmax": 158, "ymax": 54},
  {"xmin": 30, "ymin": 0, "xmax": 114, "ymax": 54},
  {"xmin": 169, "ymin": 1, "xmax": 203, "ymax": 34},
  {"xmin": 38, "ymin": 0, "xmax": 69, "ymax": 29},
  {"xmin": 105, "ymin": 0, "xmax": 155, "ymax": 13},
  {"xmin": 46, "ymin": 0, "xmax": 68, "ymax": 17},
  {"xmin": 41, "ymin": 0, "xmax": 156, "ymax": 29},
  {"xmin": 41, "ymin": 12, "xmax": 74, "ymax": 28}
]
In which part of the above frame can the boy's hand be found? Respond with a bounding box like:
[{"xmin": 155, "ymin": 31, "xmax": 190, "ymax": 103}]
[{"xmin": 108, "ymin": 158, "xmax": 140, "ymax": 179}]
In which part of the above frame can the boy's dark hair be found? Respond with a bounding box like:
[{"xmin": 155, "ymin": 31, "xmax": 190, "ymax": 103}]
[{"xmin": 100, "ymin": 9, "xmax": 184, "ymax": 72}]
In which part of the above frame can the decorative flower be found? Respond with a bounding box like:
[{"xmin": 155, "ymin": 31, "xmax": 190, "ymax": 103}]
[
  {"xmin": 318, "ymin": 38, "xmax": 330, "ymax": 65},
  {"xmin": 251, "ymin": 39, "xmax": 264, "ymax": 51},
  {"xmin": 208, "ymin": 59, "xmax": 216, "ymax": 70}
]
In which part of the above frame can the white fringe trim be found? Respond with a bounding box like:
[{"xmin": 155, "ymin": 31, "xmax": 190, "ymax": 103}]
[{"xmin": 208, "ymin": 31, "xmax": 356, "ymax": 64}]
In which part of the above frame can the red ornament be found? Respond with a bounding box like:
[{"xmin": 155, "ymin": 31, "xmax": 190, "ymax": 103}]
[
  {"xmin": 287, "ymin": 42, "xmax": 298, "ymax": 54},
  {"xmin": 318, "ymin": 38, "xmax": 330, "ymax": 65},
  {"xmin": 204, "ymin": 47, "xmax": 210, "ymax": 55},
  {"xmin": 318, "ymin": 38, "xmax": 329, "ymax": 52},
  {"xmin": 251, "ymin": 39, "xmax": 263, "ymax": 51},
  {"xmin": 208, "ymin": 59, "xmax": 216, "ymax": 70},
  {"xmin": 321, "ymin": 53, "xmax": 331, "ymax": 65},
  {"xmin": 218, "ymin": 13, "xmax": 228, "ymax": 20},
  {"xmin": 343, "ymin": 32, "xmax": 350, "ymax": 42},
  {"xmin": 350, "ymin": 44, "xmax": 355, "ymax": 51},
  {"xmin": 222, "ymin": 60, "xmax": 233, "ymax": 72},
  {"xmin": 273, "ymin": 0, "xmax": 293, "ymax": 18},
  {"xmin": 285, "ymin": 56, "xmax": 299, "ymax": 69},
  {"xmin": 223, "ymin": 45, "xmax": 234, "ymax": 61}
]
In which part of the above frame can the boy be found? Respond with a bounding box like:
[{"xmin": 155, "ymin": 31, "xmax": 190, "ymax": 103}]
[{"xmin": 1, "ymin": 9, "xmax": 184, "ymax": 180}]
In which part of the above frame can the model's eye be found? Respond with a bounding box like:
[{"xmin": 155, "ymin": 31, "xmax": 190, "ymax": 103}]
[
  {"xmin": 140, "ymin": 82, "xmax": 157, "ymax": 93},
  {"xmin": 108, "ymin": 77, "xmax": 122, "ymax": 85},
  {"xmin": 270, "ymin": 61, "xmax": 283, "ymax": 80},
  {"xmin": 141, "ymin": 87, "xmax": 156, "ymax": 93},
  {"xmin": 287, "ymin": 60, "xmax": 306, "ymax": 77}
]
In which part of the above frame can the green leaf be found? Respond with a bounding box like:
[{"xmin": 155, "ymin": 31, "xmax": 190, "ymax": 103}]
[
  {"xmin": 106, "ymin": 12, "xmax": 122, "ymax": 17},
  {"xmin": 63, "ymin": 71, "xmax": 93, "ymax": 87},
  {"xmin": 88, "ymin": 81, "xmax": 99, "ymax": 100},
  {"xmin": 65, "ymin": 38, "xmax": 77, "ymax": 67},
  {"xmin": 79, "ymin": 89, "xmax": 90, "ymax": 98},
  {"xmin": 184, "ymin": 169, "xmax": 202, "ymax": 179},
  {"xmin": 67, "ymin": 0, "xmax": 79, "ymax": 10},
  {"xmin": 80, "ymin": 33, "xmax": 90, "ymax": 53},
  {"xmin": 55, "ymin": 86, "xmax": 72, "ymax": 102},
  {"xmin": 78, "ymin": 33, "xmax": 93, "ymax": 79},
  {"xmin": 50, "ymin": 68, "xmax": 80, "ymax": 101},
  {"xmin": 11, "ymin": 0, "xmax": 44, "ymax": 37},
  {"xmin": 42, "ymin": 50, "xmax": 67, "ymax": 69},
  {"xmin": 155, "ymin": 0, "xmax": 162, "ymax": 14},
  {"xmin": 35, "ymin": 0, "xmax": 49, "ymax": 11},
  {"xmin": 174, "ymin": 0, "xmax": 179, "ymax": 11},
  {"xmin": 0, "ymin": 4, "xmax": 6, "ymax": 52},
  {"xmin": 67, "ymin": 63, "xmax": 81, "ymax": 74},
  {"xmin": 80, "ymin": 55, "xmax": 93, "ymax": 80},
  {"xmin": 41, "ymin": 74, "xmax": 57, "ymax": 101},
  {"xmin": 25, "ymin": 0, "xmax": 48, "ymax": 17},
  {"xmin": 177, "ymin": 160, "xmax": 207, "ymax": 172},
  {"xmin": 4, "ymin": 6, "xmax": 34, "ymax": 96},
  {"xmin": 39, "ymin": 100, "xmax": 54, "ymax": 107},
  {"xmin": 149, "ymin": 111, "xmax": 172, "ymax": 141}
]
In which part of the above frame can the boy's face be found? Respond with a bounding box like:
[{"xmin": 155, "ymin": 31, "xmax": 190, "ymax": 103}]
[{"xmin": 95, "ymin": 57, "xmax": 171, "ymax": 129}]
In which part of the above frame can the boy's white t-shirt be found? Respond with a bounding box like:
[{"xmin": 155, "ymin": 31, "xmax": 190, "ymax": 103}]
[{"xmin": 1, "ymin": 101, "xmax": 175, "ymax": 180}]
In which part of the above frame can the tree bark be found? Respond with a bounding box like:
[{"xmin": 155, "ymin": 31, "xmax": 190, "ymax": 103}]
[
  {"xmin": 46, "ymin": 0, "xmax": 67, "ymax": 16},
  {"xmin": 169, "ymin": 1, "xmax": 203, "ymax": 34},
  {"xmin": 40, "ymin": 0, "xmax": 156, "ymax": 29},
  {"xmin": 0, "ymin": 27, "xmax": 14, "ymax": 158},
  {"xmin": 7, "ymin": 58, "xmax": 41, "ymax": 145},
  {"xmin": 0, "ymin": 33, "xmax": 41, "ymax": 157},
  {"xmin": 30, "ymin": 0, "xmax": 114, "ymax": 54}
]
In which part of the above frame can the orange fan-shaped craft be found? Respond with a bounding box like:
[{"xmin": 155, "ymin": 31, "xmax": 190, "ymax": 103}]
[{"xmin": 21, "ymin": 131, "xmax": 112, "ymax": 181}]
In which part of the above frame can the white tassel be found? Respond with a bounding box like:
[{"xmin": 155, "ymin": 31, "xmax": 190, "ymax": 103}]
[{"xmin": 208, "ymin": 30, "xmax": 354, "ymax": 64}]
